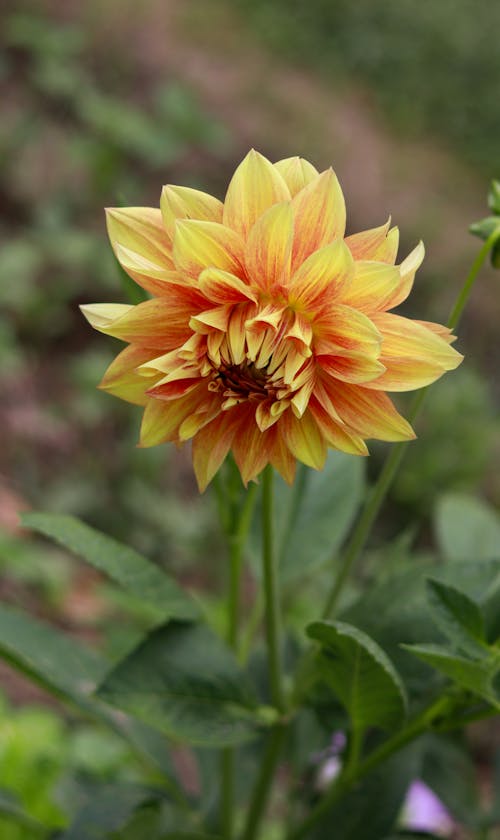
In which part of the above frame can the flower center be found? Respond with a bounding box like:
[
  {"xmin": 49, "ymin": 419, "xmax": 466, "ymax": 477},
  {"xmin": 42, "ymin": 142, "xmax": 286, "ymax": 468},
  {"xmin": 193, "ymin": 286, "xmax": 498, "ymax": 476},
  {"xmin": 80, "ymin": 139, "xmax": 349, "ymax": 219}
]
[{"xmin": 209, "ymin": 360, "xmax": 277, "ymax": 407}]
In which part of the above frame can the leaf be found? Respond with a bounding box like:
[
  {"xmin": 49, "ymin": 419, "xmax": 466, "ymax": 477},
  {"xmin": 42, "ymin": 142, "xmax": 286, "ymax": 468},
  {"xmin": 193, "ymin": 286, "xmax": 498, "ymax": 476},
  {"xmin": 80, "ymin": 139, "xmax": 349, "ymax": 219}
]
[
  {"xmin": 97, "ymin": 621, "xmax": 261, "ymax": 747},
  {"xmin": 311, "ymin": 746, "xmax": 419, "ymax": 840},
  {"xmin": 426, "ymin": 578, "xmax": 487, "ymax": 657},
  {"xmin": 402, "ymin": 643, "xmax": 500, "ymax": 708},
  {"xmin": 60, "ymin": 784, "xmax": 157, "ymax": 840},
  {"xmin": 250, "ymin": 452, "xmax": 365, "ymax": 581},
  {"xmin": 0, "ymin": 788, "xmax": 51, "ymax": 834},
  {"xmin": 0, "ymin": 602, "xmax": 107, "ymax": 710},
  {"xmin": 488, "ymin": 179, "xmax": 500, "ymax": 215},
  {"xmin": 307, "ymin": 620, "xmax": 407, "ymax": 732},
  {"xmin": 22, "ymin": 512, "xmax": 197, "ymax": 621},
  {"xmin": 434, "ymin": 494, "xmax": 500, "ymax": 562},
  {"xmin": 420, "ymin": 733, "xmax": 481, "ymax": 826}
]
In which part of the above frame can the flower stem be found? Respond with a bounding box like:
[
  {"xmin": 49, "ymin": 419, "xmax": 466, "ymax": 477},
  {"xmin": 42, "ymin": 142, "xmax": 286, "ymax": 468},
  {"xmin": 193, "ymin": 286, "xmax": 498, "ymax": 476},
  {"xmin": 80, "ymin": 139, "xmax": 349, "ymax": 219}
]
[
  {"xmin": 261, "ymin": 465, "xmax": 286, "ymax": 713},
  {"xmin": 219, "ymin": 480, "xmax": 258, "ymax": 838},
  {"xmin": 286, "ymin": 695, "xmax": 451, "ymax": 840},
  {"xmin": 321, "ymin": 228, "xmax": 500, "ymax": 621},
  {"xmin": 240, "ymin": 725, "xmax": 287, "ymax": 840}
]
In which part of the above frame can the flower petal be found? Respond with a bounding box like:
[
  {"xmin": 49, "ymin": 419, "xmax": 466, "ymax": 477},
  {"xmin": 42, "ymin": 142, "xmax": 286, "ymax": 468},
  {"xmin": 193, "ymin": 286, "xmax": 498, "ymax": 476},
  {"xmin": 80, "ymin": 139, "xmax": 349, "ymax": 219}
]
[
  {"xmin": 316, "ymin": 375, "xmax": 416, "ymax": 441},
  {"xmin": 365, "ymin": 312, "xmax": 463, "ymax": 391},
  {"xmin": 308, "ymin": 396, "xmax": 368, "ymax": 455},
  {"xmin": 273, "ymin": 156, "xmax": 319, "ymax": 197},
  {"xmin": 245, "ymin": 202, "xmax": 294, "ymax": 291},
  {"xmin": 82, "ymin": 298, "xmax": 193, "ymax": 349},
  {"xmin": 192, "ymin": 410, "xmax": 238, "ymax": 491},
  {"xmin": 280, "ymin": 408, "xmax": 327, "ymax": 470},
  {"xmin": 106, "ymin": 207, "xmax": 174, "ymax": 294},
  {"xmin": 384, "ymin": 241, "xmax": 425, "ymax": 311},
  {"xmin": 313, "ymin": 304, "xmax": 382, "ymax": 357},
  {"xmin": 291, "ymin": 169, "xmax": 346, "ymax": 272},
  {"xmin": 113, "ymin": 242, "xmax": 184, "ymax": 297},
  {"xmin": 99, "ymin": 344, "xmax": 162, "ymax": 405},
  {"xmin": 198, "ymin": 268, "xmax": 257, "ymax": 304},
  {"xmin": 288, "ymin": 239, "xmax": 354, "ymax": 310},
  {"xmin": 336, "ymin": 261, "xmax": 401, "ymax": 313},
  {"xmin": 231, "ymin": 405, "xmax": 273, "ymax": 484},
  {"xmin": 223, "ymin": 149, "xmax": 291, "ymax": 239},
  {"xmin": 173, "ymin": 219, "xmax": 245, "ymax": 280},
  {"xmin": 160, "ymin": 185, "xmax": 223, "ymax": 239},
  {"xmin": 344, "ymin": 219, "xmax": 391, "ymax": 261},
  {"xmin": 139, "ymin": 384, "xmax": 208, "ymax": 447}
]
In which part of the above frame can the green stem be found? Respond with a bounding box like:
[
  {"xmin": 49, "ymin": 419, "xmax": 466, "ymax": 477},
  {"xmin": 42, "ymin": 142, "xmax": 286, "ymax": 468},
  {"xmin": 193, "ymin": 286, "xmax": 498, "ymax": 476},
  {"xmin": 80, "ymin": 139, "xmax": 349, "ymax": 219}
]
[
  {"xmin": 261, "ymin": 465, "xmax": 286, "ymax": 713},
  {"xmin": 321, "ymin": 228, "xmax": 500, "ymax": 621},
  {"xmin": 240, "ymin": 725, "xmax": 287, "ymax": 840},
  {"xmin": 219, "ymin": 481, "xmax": 258, "ymax": 838},
  {"xmin": 287, "ymin": 695, "xmax": 451, "ymax": 840}
]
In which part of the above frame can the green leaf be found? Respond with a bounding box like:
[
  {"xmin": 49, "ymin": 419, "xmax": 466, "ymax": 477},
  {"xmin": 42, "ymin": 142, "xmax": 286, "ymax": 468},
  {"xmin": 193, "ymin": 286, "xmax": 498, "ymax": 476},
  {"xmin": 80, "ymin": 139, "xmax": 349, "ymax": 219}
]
[
  {"xmin": 307, "ymin": 620, "xmax": 407, "ymax": 731},
  {"xmin": 21, "ymin": 512, "xmax": 197, "ymax": 621},
  {"xmin": 426, "ymin": 578, "xmax": 487, "ymax": 657},
  {"xmin": 469, "ymin": 215, "xmax": 500, "ymax": 241},
  {"xmin": 251, "ymin": 452, "xmax": 364, "ymax": 582},
  {"xmin": 0, "ymin": 788, "xmax": 51, "ymax": 834},
  {"xmin": 60, "ymin": 784, "xmax": 157, "ymax": 840},
  {"xmin": 0, "ymin": 602, "xmax": 107, "ymax": 710},
  {"xmin": 311, "ymin": 746, "xmax": 419, "ymax": 840},
  {"xmin": 97, "ymin": 621, "xmax": 261, "ymax": 747},
  {"xmin": 402, "ymin": 643, "xmax": 500, "ymax": 708},
  {"xmin": 434, "ymin": 493, "xmax": 500, "ymax": 562}
]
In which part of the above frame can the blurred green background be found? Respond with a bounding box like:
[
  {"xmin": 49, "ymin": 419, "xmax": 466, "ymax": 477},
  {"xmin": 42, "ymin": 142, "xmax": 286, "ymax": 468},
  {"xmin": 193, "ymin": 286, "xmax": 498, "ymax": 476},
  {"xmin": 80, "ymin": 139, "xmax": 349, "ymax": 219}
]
[{"xmin": 1, "ymin": 0, "xmax": 499, "ymax": 834}]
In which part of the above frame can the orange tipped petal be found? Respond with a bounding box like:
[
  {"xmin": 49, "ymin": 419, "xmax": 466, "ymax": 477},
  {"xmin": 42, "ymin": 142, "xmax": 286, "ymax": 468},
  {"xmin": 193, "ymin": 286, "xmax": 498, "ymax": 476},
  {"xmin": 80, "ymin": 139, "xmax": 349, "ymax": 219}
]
[
  {"xmin": 160, "ymin": 185, "xmax": 223, "ymax": 239},
  {"xmin": 280, "ymin": 408, "xmax": 327, "ymax": 470},
  {"xmin": 273, "ymin": 156, "xmax": 319, "ymax": 197},
  {"xmin": 83, "ymin": 298, "xmax": 193, "ymax": 350},
  {"xmin": 198, "ymin": 268, "xmax": 257, "ymax": 304},
  {"xmin": 99, "ymin": 344, "xmax": 162, "ymax": 406},
  {"xmin": 192, "ymin": 411, "xmax": 238, "ymax": 492},
  {"xmin": 309, "ymin": 397, "xmax": 368, "ymax": 455},
  {"xmin": 291, "ymin": 169, "xmax": 346, "ymax": 272},
  {"xmin": 345, "ymin": 219, "xmax": 391, "ymax": 261},
  {"xmin": 245, "ymin": 202, "xmax": 294, "ymax": 291},
  {"xmin": 288, "ymin": 239, "xmax": 354, "ymax": 310},
  {"xmin": 223, "ymin": 149, "xmax": 291, "ymax": 239}
]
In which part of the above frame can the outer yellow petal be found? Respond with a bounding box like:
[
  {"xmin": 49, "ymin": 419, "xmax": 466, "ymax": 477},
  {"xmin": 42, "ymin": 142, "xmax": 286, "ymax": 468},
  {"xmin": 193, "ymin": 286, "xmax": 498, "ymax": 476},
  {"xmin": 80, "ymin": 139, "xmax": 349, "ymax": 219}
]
[
  {"xmin": 106, "ymin": 208, "xmax": 174, "ymax": 294},
  {"xmin": 99, "ymin": 345, "xmax": 162, "ymax": 405},
  {"xmin": 280, "ymin": 408, "xmax": 327, "ymax": 470},
  {"xmin": 244, "ymin": 202, "xmax": 294, "ymax": 291},
  {"xmin": 173, "ymin": 219, "xmax": 245, "ymax": 280},
  {"xmin": 231, "ymin": 405, "xmax": 273, "ymax": 484},
  {"xmin": 291, "ymin": 169, "xmax": 346, "ymax": 272},
  {"xmin": 192, "ymin": 411, "xmax": 238, "ymax": 491},
  {"xmin": 288, "ymin": 239, "xmax": 354, "ymax": 310},
  {"xmin": 113, "ymin": 242, "xmax": 184, "ymax": 297},
  {"xmin": 139, "ymin": 385, "xmax": 208, "ymax": 447},
  {"xmin": 384, "ymin": 241, "xmax": 425, "ymax": 311},
  {"xmin": 223, "ymin": 149, "xmax": 291, "ymax": 239},
  {"xmin": 313, "ymin": 304, "xmax": 382, "ymax": 357},
  {"xmin": 336, "ymin": 261, "xmax": 401, "ymax": 313},
  {"xmin": 273, "ymin": 156, "xmax": 319, "ymax": 197},
  {"xmin": 82, "ymin": 299, "xmax": 192, "ymax": 350},
  {"xmin": 374, "ymin": 226, "xmax": 399, "ymax": 264},
  {"xmin": 160, "ymin": 185, "xmax": 223, "ymax": 240},
  {"xmin": 308, "ymin": 396, "xmax": 369, "ymax": 455},
  {"xmin": 344, "ymin": 219, "xmax": 391, "ymax": 261},
  {"xmin": 365, "ymin": 312, "xmax": 462, "ymax": 391},
  {"xmin": 316, "ymin": 375, "xmax": 416, "ymax": 441}
]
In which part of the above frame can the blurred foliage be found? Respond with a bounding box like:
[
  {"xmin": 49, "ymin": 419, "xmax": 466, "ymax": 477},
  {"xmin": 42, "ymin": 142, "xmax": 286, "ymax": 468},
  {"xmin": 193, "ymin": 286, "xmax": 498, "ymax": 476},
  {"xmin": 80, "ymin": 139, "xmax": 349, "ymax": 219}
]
[{"xmin": 232, "ymin": 0, "xmax": 500, "ymax": 177}]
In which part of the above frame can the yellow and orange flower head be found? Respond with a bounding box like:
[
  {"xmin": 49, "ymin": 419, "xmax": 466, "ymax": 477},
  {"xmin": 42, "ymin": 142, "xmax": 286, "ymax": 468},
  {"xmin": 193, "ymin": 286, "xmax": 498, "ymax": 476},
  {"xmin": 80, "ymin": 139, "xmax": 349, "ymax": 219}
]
[{"xmin": 81, "ymin": 150, "xmax": 462, "ymax": 490}]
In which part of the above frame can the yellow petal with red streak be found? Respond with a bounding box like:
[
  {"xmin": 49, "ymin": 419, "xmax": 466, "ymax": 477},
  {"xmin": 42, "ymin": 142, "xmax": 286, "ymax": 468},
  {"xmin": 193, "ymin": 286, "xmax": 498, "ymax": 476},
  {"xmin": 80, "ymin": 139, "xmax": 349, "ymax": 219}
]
[
  {"xmin": 223, "ymin": 149, "xmax": 291, "ymax": 239},
  {"xmin": 374, "ymin": 226, "xmax": 399, "ymax": 264},
  {"xmin": 192, "ymin": 410, "xmax": 238, "ymax": 491},
  {"xmin": 336, "ymin": 261, "xmax": 401, "ymax": 313},
  {"xmin": 288, "ymin": 239, "xmax": 354, "ymax": 310},
  {"xmin": 269, "ymin": 428, "xmax": 296, "ymax": 484},
  {"xmin": 160, "ymin": 185, "xmax": 223, "ymax": 239},
  {"xmin": 318, "ymin": 352, "xmax": 385, "ymax": 385},
  {"xmin": 106, "ymin": 207, "xmax": 174, "ymax": 294},
  {"xmin": 199, "ymin": 268, "xmax": 257, "ymax": 304},
  {"xmin": 273, "ymin": 156, "xmax": 319, "ymax": 197},
  {"xmin": 317, "ymin": 375, "xmax": 415, "ymax": 441},
  {"xmin": 114, "ymin": 242, "xmax": 184, "ymax": 296},
  {"xmin": 244, "ymin": 202, "xmax": 294, "ymax": 291},
  {"xmin": 82, "ymin": 299, "xmax": 192, "ymax": 350},
  {"xmin": 99, "ymin": 345, "xmax": 162, "ymax": 406},
  {"xmin": 281, "ymin": 408, "xmax": 327, "ymax": 470},
  {"xmin": 173, "ymin": 219, "xmax": 245, "ymax": 280},
  {"xmin": 139, "ymin": 385, "xmax": 208, "ymax": 447},
  {"xmin": 365, "ymin": 312, "xmax": 462, "ymax": 391},
  {"xmin": 384, "ymin": 241, "xmax": 425, "ymax": 311},
  {"xmin": 231, "ymin": 405, "xmax": 273, "ymax": 484},
  {"xmin": 314, "ymin": 303, "xmax": 381, "ymax": 357},
  {"xmin": 308, "ymin": 397, "xmax": 369, "ymax": 455},
  {"xmin": 291, "ymin": 169, "xmax": 346, "ymax": 272},
  {"xmin": 344, "ymin": 219, "xmax": 391, "ymax": 261}
]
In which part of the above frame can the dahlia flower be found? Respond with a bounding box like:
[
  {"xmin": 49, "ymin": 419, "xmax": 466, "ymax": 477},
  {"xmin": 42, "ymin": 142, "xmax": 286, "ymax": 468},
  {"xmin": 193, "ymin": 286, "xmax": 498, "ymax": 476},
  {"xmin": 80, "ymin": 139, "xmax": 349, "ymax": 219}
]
[{"xmin": 81, "ymin": 150, "xmax": 462, "ymax": 490}]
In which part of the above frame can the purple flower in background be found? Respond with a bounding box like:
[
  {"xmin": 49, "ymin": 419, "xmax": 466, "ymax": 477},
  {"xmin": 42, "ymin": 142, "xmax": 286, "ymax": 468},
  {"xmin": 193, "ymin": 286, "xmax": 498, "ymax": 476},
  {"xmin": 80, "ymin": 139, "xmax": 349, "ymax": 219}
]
[{"xmin": 402, "ymin": 780, "xmax": 454, "ymax": 835}]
